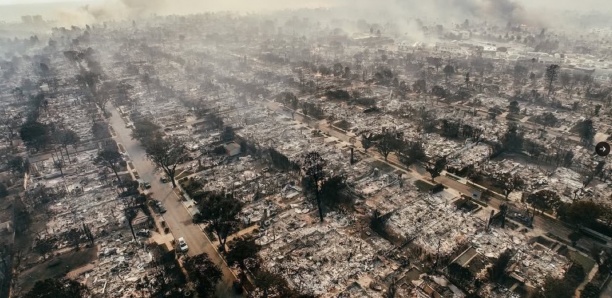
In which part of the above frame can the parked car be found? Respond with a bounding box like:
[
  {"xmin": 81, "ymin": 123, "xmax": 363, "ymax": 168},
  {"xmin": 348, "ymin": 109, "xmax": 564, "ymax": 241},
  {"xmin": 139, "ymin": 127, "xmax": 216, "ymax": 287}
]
[
  {"xmin": 139, "ymin": 181, "xmax": 152, "ymax": 189},
  {"xmin": 178, "ymin": 237, "xmax": 189, "ymax": 252},
  {"xmin": 154, "ymin": 201, "xmax": 167, "ymax": 213},
  {"xmin": 136, "ymin": 229, "xmax": 150, "ymax": 237}
]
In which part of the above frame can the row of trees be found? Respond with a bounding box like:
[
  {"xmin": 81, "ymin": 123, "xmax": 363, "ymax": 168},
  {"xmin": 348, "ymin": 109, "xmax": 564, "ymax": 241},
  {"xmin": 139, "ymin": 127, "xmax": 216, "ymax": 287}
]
[
  {"xmin": 360, "ymin": 129, "xmax": 427, "ymax": 167},
  {"xmin": 130, "ymin": 118, "xmax": 187, "ymax": 188}
]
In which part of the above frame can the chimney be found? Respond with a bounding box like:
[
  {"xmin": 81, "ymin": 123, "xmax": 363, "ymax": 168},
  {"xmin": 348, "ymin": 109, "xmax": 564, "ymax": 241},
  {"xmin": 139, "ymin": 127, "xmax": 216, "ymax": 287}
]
[{"xmin": 350, "ymin": 147, "xmax": 354, "ymax": 165}]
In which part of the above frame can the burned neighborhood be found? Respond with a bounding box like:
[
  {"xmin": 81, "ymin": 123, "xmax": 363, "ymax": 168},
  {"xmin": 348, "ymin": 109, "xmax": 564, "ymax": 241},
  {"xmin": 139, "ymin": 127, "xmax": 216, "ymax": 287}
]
[{"xmin": 0, "ymin": 0, "xmax": 611, "ymax": 297}]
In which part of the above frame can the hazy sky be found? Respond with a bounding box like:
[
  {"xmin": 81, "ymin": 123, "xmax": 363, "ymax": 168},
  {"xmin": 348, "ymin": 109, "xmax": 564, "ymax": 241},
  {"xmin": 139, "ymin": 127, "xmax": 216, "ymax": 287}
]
[
  {"xmin": 0, "ymin": 0, "xmax": 610, "ymax": 26},
  {"xmin": 0, "ymin": 0, "xmax": 608, "ymax": 9},
  {"xmin": 0, "ymin": 0, "xmax": 91, "ymax": 5},
  {"xmin": 0, "ymin": 0, "xmax": 610, "ymax": 11}
]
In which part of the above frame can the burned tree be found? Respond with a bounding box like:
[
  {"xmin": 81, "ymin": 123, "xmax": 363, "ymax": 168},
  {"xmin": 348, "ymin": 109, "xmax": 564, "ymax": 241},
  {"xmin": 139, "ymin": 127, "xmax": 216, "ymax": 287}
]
[
  {"xmin": 302, "ymin": 152, "xmax": 326, "ymax": 222},
  {"xmin": 56, "ymin": 129, "xmax": 80, "ymax": 161},
  {"xmin": 559, "ymin": 72, "xmax": 577, "ymax": 99},
  {"xmin": 545, "ymin": 64, "xmax": 560, "ymax": 97}
]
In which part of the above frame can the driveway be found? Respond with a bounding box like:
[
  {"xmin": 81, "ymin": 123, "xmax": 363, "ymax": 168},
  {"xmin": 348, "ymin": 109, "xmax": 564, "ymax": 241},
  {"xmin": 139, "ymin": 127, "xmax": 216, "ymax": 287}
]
[{"xmin": 107, "ymin": 107, "xmax": 241, "ymax": 298}]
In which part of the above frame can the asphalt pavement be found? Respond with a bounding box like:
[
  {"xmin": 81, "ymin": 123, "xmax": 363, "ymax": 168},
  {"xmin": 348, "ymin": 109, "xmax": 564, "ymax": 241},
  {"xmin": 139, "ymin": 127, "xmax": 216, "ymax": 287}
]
[{"xmin": 107, "ymin": 107, "xmax": 241, "ymax": 298}]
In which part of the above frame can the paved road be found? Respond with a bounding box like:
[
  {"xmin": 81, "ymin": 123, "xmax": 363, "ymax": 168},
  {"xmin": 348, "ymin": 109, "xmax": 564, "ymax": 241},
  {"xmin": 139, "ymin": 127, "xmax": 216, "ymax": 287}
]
[{"xmin": 108, "ymin": 107, "xmax": 240, "ymax": 298}]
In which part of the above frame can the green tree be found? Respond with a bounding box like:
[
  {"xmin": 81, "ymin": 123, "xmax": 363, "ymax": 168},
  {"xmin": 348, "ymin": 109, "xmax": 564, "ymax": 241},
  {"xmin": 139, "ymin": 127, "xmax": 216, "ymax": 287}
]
[
  {"xmin": 533, "ymin": 112, "xmax": 558, "ymax": 127},
  {"xmin": 374, "ymin": 130, "xmax": 401, "ymax": 161},
  {"xmin": 7, "ymin": 155, "xmax": 28, "ymax": 177},
  {"xmin": 581, "ymin": 282, "xmax": 601, "ymax": 298},
  {"xmin": 513, "ymin": 64, "xmax": 528, "ymax": 85},
  {"xmin": 94, "ymin": 149, "xmax": 123, "ymax": 182},
  {"xmin": 535, "ymin": 276, "xmax": 573, "ymax": 298},
  {"xmin": 443, "ymin": 64, "xmax": 455, "ymax": 84},
  {"xmin": 496, "ymin": 173, "xmax": 524, "ymax": 200},
  {"xmin": 426, "ymin": 156, "xmax": 447, "ymax": 181},
  {"xmin": 412, "ymin": 79, "xmax": 427, "ymax": 93},
  {"xmin": 488, "ymin": 249, "xmax": 513, "ymax": 282},
  {"xmin": 0, "ymin": 183, "xmax": 8, "ymax": 198},
  {"xmin": 131, "ymin": 118, "xmax": 161, "ymax": 142},
  {"xmin": 360, "ymin": 132, "xmax": 375, "ymax": 152},
  {"xmin": 527, "ymin": 190, "xmax": 561, "ymax": 214},
  {"xmin": 568, "ymin": 231, "xmax": 582, "ymax": 247},
  {"xmin": 501, "ymin": 123, "xmax": 524, "ymax": 153},
  {"xmin": 20, "ymin": 121, "xmax": 51, "ymax": 151},
  {"xmin": 253, "ymin": 270, "xmax": 292, "ymax": 298},
  {"xmin": 144, "ymin": 137, "xmax": 186, "ymax": 188},
  {"xmin": 183, "ymin": 254, "xmax": 222, "ymax": 298},
  {"xmin": 24, "ymin": 278, "xmax": 88, "ymax": 298},
  {"xmin": 577, "ymin": 119, "xmax": 595, "ymax": 146},
  {"xmin": 398, "ymin": 141, "xmax": 426, "ymax": 167},
  {"xmin": 226, "ymin": 237, "xmax": 259, "ymax": 268},
  {"xmin": 508, "ymin": 100, "xmax": 520, "ymax": 115},
  {"xmin": 92, "ymin": 121, "xmax": 110, "ymax": 140},
  {"xmin": 557, "ymin": 200, "xmax": 603, "ymax": 228},
  {"xmin": 198, "ymin": 192, "xmax": 243, "ymax": 252},
  {"xmin": 319, "ymin": 175, "xmax": 353, "ymax": 210},
  {"xmin": 33, "ymin": 237, "xmax": 54, "ymax": 257},
  {"xmin": 432, "ymin": 85, "xmax": 447, "ymax": 98}
]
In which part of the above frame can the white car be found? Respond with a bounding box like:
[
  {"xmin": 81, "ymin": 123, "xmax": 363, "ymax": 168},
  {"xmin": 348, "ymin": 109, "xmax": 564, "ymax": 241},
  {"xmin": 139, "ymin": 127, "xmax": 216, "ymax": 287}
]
[{"xmin": 178, "ymin": 237, "xmax": 189, "ymax": 252}]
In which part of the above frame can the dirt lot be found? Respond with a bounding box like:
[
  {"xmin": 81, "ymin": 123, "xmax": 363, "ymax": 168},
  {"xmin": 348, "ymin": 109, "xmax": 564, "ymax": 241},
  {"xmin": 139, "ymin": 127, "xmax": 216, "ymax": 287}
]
[{"xmin": 17, "ymin": 246, "xmax": 98, "ymax": 294}]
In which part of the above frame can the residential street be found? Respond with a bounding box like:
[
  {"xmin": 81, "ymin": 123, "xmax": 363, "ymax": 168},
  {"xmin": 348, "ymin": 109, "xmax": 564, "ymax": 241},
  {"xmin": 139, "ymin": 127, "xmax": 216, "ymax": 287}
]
[{"xmin": 107, "ymin": 107, "xmax": 241, "ymax": 298}]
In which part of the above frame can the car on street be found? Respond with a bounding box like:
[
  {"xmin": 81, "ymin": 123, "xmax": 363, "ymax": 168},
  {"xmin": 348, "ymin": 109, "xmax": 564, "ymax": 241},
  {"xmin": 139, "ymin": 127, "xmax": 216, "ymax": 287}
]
[
  {"xmin": 178, "ymin": 237, "xmax": 189, "ymax": 252},
  {"xmin": 139, "ymin": 180, "xmax": 152, "ymax": 189},
  {"xmin": 154, "ymin": 201, "xmax": 167, "ymax": 213}
]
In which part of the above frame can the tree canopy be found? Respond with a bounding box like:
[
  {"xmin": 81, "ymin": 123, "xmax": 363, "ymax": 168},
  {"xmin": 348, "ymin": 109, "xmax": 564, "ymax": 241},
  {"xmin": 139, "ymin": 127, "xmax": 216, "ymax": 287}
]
[
  {"xmin": 144, "ymin": 136, "xmax": 186, "ymax": 188},
  {"xmin": 527, "ymin": 190, "xmax": 561, "ymax": 214},
  {"xmin": 24, "ymin": 278, "xmax": 88, "ymax": 298},
  {"xmin": 183, "ymin": 254, "xmax": 222, "ymax": 298},
  {"xmin": 20, "ymin": 121, "xmax": 51, "ymax": 151},
  {"xmin": 131, "ymin": 118, "xmax": 161, "ymax": 142},
  {"xmin": 94, "ymin": 149, "xmax": 123, "ymax": 182},
  {"xmin": 198, "ymin": 192, "xmax": 243, "ymax": 252}
]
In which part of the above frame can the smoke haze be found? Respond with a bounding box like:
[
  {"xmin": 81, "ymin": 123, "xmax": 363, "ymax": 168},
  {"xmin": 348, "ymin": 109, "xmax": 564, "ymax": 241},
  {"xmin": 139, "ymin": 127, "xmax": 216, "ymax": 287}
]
[{"xmin": 1, "ymin": 0, "xmax": 610, "ymax": 29}]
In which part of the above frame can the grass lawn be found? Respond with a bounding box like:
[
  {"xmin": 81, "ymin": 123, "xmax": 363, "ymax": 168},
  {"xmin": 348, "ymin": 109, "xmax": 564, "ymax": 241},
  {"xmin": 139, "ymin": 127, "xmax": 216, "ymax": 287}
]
[
  {"xmin": 414, "ymin": 179, "xmax": 435, "ymax": 192},
  {"xmin": 569, "ymin": 250, "xmax": 596, "ymax": 273},
  {"xmin": 19, "ymin": 246, "xmax": 98, "ymax": 293}
]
